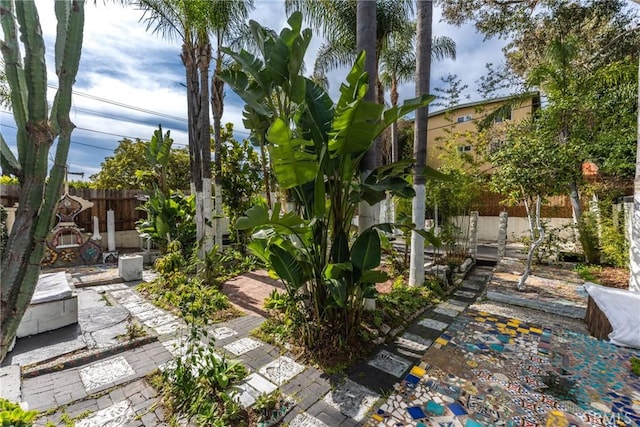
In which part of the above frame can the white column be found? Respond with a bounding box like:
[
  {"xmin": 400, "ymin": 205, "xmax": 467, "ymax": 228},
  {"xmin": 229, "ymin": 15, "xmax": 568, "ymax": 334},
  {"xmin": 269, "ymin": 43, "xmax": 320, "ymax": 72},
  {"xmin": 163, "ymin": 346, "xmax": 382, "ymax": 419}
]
[
  {"xmin": 91, "ymin": 215, "xmax": 102, "ymax": 241},
  {"xmin": 497, "ymin": 211, "xmax": 508, "ymax": 260},
  {"xmin": 469, "ymin": 211, "xmax": 479, "ymax": 259},
  {"xmin": 107, "ymin": 210, "xmax": 116, "ymax": 252},
  {"xmin": 409, "ymin": 184, "xmax": 426, "ymax": 286}
]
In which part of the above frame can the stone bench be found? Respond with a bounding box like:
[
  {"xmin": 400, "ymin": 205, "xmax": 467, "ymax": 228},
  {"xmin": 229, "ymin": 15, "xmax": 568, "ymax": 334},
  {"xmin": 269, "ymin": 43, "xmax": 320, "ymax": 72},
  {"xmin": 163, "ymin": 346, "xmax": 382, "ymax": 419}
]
[{"xmin": 16, "ymin": 272, "xmax": 78, "ymax": 338}]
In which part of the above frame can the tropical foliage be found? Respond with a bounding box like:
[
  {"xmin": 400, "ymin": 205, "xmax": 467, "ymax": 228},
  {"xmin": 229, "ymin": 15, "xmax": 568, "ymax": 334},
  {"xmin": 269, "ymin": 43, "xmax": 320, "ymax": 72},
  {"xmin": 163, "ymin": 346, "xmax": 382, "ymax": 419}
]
[
  {"xmin": 90, "ymin": 138, "xmax": 190, "ymax": 191},
  {"xmin": 221, "ymin": 13, "xmax": 438, "ymax": 358}
]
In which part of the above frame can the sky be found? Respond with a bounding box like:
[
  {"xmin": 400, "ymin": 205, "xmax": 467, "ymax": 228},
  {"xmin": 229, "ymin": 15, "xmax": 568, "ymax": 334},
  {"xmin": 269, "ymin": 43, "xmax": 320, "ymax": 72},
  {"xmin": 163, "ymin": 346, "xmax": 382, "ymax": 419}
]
[{"xmin": 0, "ymin": 1, "xmax": 508, "ymax": 180}]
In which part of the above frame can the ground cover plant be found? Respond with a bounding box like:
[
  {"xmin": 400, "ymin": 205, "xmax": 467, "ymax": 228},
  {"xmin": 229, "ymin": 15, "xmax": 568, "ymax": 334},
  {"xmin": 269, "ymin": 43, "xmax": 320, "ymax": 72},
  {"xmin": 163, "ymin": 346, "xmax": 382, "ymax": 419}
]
[
  {"xmin": 137, "ymin": 242, "xmax": 249, "ymax": 324},
  {"xmin": 150, "ymin": 321, "xmax": 251, "ymax": 426},
  {"xmin": 222, "ymin": 13, "xmax": 439, "ymax": 368},
  {"xmin": 0, "ymin": 398, "xmax": 37, "ymax": 426}
]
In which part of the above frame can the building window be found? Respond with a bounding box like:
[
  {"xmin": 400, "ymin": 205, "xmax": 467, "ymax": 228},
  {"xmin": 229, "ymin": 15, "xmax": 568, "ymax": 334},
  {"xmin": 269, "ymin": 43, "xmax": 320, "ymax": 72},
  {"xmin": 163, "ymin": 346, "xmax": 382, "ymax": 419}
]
[
  {"xmin": 494, "ymin": 107, "xmax": 512, "ymax": 123},
  {"xmin": 456, "ymin": 114, "xmax": 472, "ymax": 123},
  {"xmin": 457, "ymin": 145, "xmax": 472, "ymax": 153}
]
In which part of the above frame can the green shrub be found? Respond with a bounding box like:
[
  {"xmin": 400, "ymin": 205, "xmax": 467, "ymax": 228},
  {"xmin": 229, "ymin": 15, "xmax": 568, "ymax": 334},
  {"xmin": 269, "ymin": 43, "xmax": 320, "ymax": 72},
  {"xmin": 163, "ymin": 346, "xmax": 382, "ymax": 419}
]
[
  {"xmin": 0, "ymin": 398, "xmax": 38, "ymax": 426},
  {"xmin": 161, "ymin": 324, "xmax": 247, "ymax": 426},
  {"xmin": 600, "ymin": 209, "xmax": 629, "ymax": 268},
  {"xmin": 138, "ymin": 246, "xmax": 241, "ymax": 325},
  {"xmin": 631, "ymin": 356, "xmax": 640, "ymax": 376},
  {"xmin": 574, "ymin": 264, "xmax": 601, "ymax": 282}
]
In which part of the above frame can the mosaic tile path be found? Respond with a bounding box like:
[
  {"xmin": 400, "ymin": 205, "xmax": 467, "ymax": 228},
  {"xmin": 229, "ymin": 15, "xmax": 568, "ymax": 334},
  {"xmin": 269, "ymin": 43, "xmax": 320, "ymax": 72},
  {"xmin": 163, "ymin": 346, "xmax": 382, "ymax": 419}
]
[{"xmin": 366, "ymin": 307, "xmax": 640, "ymax": 427}]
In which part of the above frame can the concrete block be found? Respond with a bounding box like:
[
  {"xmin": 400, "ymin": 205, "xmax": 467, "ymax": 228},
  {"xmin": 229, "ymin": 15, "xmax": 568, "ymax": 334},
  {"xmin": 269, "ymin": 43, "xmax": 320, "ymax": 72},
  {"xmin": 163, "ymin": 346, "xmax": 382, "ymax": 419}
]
[
  {"xmin": 16, "ymin": 296, "xmax": 78, "ymax": 338},
  {"xmin": 118, "ymin": 255, "xmax": 143, "ymax": 282},
  {"xmin": 0, "ymin": 365, "xmax": 21, "ymax": 403}
]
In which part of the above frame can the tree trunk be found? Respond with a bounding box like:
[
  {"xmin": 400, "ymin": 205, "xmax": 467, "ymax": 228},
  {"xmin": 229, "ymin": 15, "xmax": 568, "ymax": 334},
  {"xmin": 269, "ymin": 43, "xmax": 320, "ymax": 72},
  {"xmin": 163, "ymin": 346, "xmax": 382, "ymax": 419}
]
[
  {"xmin": 390, "ymin": 77, "xmax": 399, "ymax": 163},
  {"xmin": 212, "ymin": 44, "xmax": 225, "ymax": 249},
  {"xmin": 182, "ymin": 44, "xmax": 204, "ymax": 249},
  {"xmin": 518, "ymin": 195, "xmax": 544, "ymax": 290},
  {"xmin": 356, "ymin": 0, "xmax": 377, "ymax": 233},
  {"xmin": 198, "ymin": 42, "xmax": 214, "ymax": 256},
  {"xmin": 0, "ymin": 0, "xmax": 85, "ymax": 362},
  {"xmin": 630, "ymin": 55, "xmax": 640, "ymax": 292},
  {"xmin": 409, "ymin": 0, "xmax": 433, "ymax": 286}
]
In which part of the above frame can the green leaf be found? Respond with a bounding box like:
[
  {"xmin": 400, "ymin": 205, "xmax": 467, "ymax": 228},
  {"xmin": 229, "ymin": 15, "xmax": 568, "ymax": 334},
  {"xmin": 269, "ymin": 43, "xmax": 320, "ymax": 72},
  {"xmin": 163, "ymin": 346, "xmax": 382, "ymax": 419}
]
[
  {"xmin": 421, "ymin": 166, "xmax": 451, "ymax": 181},
  {"xmin": 324, "ymin": 262, "xmax": 353, "ymax": 279},
  {"xmin": 266, "ymin": 118, "xmax": 318, "ymax": 189},
  {"xmin": 269, "ymin": 245, "xmax": 305, "ymax": 287},
  {"xmin": 330, "ymin": 229, "xmax": 350, "ymax": 263},
  {"xmin": 376, "ymin": 94, "xmax": 435, "ymax": 137},
  {"xmin": 360, "ymin": 270, "xmax": 389, "ymax": 284},
  {"xmin": 235, "ymin": 205, "xmax": 270, "ymax": 230},
  {"xmin": 326, "ymin": 278, "xmax": 347, "ymax": 308},
  {"xmin": 351, "ymin": 228, "xmax": 381, "ymax": 270}
]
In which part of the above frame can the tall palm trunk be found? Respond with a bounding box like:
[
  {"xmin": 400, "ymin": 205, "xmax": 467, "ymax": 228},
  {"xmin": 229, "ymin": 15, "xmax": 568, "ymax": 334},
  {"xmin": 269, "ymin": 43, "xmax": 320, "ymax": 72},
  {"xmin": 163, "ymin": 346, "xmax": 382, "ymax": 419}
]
[
  {"xmin": 630, "ymin": 55, "xmax": 640, "ymax": 292},
  {"xmin": 198, "ymin": 41, "xmax": 214, "ymax": 255},
  {"xmin": 357, "ymin": 0, "xmax": 377, "ymax": 233},
  {"xmin": 182, "ymin": 44, "xmax": 204, "ymax": 248},
  {"xmin": 212, "ymin": 38, "xmax": 225, "ymax": 248},
  {"xmin": 409, "ymin": 0, "xmax": 432, "ymax": 286},
  {"xmin": 390, "ymin": 76, "xmax": 400, "ymax": 162}
]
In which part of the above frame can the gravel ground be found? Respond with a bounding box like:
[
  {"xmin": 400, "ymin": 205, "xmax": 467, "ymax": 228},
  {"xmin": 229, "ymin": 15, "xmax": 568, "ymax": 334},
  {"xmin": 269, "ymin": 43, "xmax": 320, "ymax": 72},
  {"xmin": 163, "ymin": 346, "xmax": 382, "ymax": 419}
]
[{"xmin": 470, "ymin": 300, "xmax": 589, "ymax": 334}]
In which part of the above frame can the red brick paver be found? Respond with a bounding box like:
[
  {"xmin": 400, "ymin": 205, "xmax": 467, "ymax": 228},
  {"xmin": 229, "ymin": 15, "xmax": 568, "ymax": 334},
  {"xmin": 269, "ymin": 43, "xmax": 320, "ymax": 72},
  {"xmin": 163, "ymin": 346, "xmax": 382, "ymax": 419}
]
[{"xmin": 222, "ymin": 270, "xmax": 284, "ymax": 317}]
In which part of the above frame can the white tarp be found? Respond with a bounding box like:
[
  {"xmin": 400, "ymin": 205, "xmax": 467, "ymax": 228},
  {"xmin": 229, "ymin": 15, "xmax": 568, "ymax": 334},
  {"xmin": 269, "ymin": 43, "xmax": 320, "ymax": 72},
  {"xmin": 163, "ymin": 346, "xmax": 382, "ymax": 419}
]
[{"xmin": 584, "ymin": 282, "xmax": 640, "ymax": 349}]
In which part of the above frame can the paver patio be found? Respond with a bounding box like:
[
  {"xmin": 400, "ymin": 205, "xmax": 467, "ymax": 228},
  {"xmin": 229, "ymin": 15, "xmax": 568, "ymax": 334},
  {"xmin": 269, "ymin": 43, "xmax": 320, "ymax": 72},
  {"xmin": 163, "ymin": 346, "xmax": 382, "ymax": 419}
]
[{"xmin": 5, "ymin": 262, "xmax": 637, "ymax": 427}]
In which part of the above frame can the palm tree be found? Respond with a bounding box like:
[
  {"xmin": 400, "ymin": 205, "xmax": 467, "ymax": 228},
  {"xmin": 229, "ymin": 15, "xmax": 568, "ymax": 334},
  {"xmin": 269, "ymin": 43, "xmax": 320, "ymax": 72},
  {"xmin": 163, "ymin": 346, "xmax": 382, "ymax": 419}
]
[
  {"xmin": 286, "ymin": 1, "xmax": 452, "ymax": 104},
  {"xmin": 138, "ymin": 0, "xmax": 214, "ymax": 255},
  {"xmin": 409, "ymin": 0, "xmax": 433, "ymax": 286},
  {"xmin": 209, "ymin": 0, "xmax": 253, "ymax": 248},
  {"xmin": 379, "ymin": 23, "xmax": 456, "ymax": 162},
  {"xmin": 356, "ymin": 0, "xmax": 377, "ymax": 232}
]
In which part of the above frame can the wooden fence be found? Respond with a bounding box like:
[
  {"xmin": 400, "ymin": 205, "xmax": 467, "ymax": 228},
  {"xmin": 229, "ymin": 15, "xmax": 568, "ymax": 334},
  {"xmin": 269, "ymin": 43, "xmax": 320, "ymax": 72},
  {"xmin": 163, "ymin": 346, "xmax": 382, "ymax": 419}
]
[
  {"xmin": 0, "ymin": 186, "xmax": 147, "ymax": 232},
  {"xmin": 472, "ymin": 191, "xmax": 576, "ymax": 218}
]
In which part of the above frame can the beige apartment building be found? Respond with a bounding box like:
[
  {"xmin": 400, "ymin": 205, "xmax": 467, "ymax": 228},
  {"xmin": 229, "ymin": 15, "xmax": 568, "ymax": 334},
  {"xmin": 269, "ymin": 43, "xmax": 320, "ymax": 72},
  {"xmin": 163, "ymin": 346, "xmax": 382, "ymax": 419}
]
[{"xmin": 425, "ymin": 93, "xmax": 541, "ymax": 169}]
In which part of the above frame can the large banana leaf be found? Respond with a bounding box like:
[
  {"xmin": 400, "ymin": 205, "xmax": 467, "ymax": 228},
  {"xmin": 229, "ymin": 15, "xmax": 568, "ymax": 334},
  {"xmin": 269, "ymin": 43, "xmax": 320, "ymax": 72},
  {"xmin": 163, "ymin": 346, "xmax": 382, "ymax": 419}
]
[
  {"xmin": 269, "ymin": 245, "xmax": 305, "ymax": 288},
  {"xmin": 267, "ymin": 118, "xmax": 318, "ymax": 189},
  {"xmin": 235, "ymin": 203, "xmax": 306, "ymax": 236},
  {"xmin": 298, "ymin": 77, "xmax": 334, "ymax": 149},
  {"xmin": 350, "ymin": 228, "xmax": 381, "ymax": 271}
]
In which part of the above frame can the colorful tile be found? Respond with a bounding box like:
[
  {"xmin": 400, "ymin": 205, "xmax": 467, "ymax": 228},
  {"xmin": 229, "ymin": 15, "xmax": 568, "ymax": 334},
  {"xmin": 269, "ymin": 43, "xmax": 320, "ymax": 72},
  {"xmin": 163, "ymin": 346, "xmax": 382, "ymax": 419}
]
[{"xmin": 419, "ymin": 318, "xmax": 450, "ymax": 331}]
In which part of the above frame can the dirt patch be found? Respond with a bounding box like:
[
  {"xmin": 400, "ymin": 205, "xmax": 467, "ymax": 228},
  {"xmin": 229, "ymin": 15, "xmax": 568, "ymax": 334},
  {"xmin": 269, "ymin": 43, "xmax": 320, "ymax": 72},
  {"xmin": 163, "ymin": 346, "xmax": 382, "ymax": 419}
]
[{"xmin": 588, "ymin": 266, "xmax": 630, "ymax": 289}]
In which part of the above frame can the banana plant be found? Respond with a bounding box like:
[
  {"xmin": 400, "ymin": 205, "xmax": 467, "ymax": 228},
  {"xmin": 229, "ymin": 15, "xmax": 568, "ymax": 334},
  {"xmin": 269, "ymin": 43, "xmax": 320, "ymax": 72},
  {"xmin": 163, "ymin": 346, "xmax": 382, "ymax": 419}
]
[{"xmin": 222, "ymin": 12, "xmax": 440, "ymax": 349}]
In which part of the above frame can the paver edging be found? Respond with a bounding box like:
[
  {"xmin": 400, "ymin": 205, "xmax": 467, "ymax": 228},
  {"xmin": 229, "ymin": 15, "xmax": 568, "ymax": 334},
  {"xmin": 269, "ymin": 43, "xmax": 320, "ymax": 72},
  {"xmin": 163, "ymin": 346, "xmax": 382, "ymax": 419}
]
[{"xmin": 22, "ymin": 335, "xmax": 158, "ymax": 378}]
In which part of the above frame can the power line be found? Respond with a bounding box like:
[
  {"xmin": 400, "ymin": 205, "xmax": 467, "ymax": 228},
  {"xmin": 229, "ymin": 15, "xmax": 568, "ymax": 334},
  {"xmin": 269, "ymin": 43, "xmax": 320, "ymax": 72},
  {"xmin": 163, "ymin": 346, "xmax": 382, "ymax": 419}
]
[
  {"xmin": 48, "ymin": 84, "xmax": 188, "ymax": 123},
  {"xmin": 0, "ymin": 110, "xmax": 189, "ymax": 148}
]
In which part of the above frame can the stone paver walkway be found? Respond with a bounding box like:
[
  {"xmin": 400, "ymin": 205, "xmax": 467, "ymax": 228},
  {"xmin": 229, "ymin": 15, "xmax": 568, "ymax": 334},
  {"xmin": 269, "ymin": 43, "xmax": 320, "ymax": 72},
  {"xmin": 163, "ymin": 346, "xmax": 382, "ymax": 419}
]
[
  {"xmin": 17, "ymin": 262, "xmax": 630, "ymax": 427},
  {"xmin": 14, "ymin": 266, "xmax": 494, "ymax": 426}
]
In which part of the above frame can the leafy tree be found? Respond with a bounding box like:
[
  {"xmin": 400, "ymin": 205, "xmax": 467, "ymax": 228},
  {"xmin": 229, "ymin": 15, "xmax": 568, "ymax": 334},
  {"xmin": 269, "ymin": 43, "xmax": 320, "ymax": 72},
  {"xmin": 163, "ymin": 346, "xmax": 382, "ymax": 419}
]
[
  {"xmin": 0, "ymin": 0, "xmax": 84, "ymax": 362},
  {"xmin": 443, "ymin": 0, "xmax": 639, "ymax": 258},
  {"xmin": 217, "ymin": 123, "xmax": 263, "ymax": 242},
  {"xmin": 489, "ymin": 119, "xmax": 576, "ymax": 289},
  {"xmin": 90, "ymin": 138, "xmax": 190, "ymax": 191},
  {"xmin": 222, "ymin": 13, "xmax": 436, "ymax": 356}
]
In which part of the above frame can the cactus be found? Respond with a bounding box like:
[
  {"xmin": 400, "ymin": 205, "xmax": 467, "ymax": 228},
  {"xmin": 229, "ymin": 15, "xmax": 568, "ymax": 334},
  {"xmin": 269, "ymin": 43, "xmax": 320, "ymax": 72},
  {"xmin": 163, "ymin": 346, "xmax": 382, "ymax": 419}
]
[{"xmin": 0, "ymin": 0, "xmax": 85, "ymax": 362}]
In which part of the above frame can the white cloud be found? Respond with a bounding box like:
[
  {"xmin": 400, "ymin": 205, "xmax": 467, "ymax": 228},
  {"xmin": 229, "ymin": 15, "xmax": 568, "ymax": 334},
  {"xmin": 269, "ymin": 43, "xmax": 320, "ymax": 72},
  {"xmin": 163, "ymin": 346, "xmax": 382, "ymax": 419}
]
[{"xmin": 2, "ymin": 1, "xmax": 507, "ymax": 179}]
